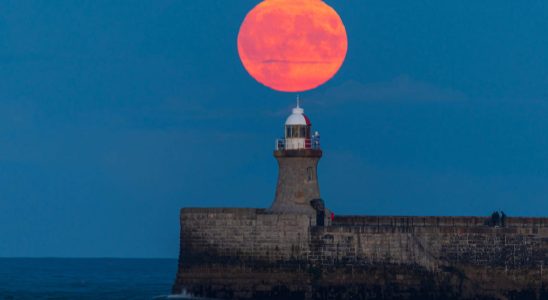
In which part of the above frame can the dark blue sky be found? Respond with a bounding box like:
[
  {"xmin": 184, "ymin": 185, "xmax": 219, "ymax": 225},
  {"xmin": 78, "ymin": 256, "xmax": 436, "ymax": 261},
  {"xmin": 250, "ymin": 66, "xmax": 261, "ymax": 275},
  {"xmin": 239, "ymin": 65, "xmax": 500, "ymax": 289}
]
[{"xmin": 1, "ymin": 0, "xmax": 548, "ymax": 258}]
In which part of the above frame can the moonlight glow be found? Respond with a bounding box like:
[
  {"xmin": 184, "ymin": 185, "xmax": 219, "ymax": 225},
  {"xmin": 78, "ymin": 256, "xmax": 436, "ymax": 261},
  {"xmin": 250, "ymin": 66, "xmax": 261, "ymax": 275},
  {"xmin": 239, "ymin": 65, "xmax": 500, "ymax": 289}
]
[{"xmin": 237, "ymin": 0, "xmax": 348, "ymax": 92}]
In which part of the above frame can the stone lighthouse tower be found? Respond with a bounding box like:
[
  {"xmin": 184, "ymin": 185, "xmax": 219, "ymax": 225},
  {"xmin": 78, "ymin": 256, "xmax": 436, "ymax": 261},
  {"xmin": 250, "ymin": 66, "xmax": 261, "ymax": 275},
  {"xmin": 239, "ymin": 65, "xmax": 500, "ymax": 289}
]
[{"xmin": 271, "ymin": 102, "xmax": 322, "ymax": 217}]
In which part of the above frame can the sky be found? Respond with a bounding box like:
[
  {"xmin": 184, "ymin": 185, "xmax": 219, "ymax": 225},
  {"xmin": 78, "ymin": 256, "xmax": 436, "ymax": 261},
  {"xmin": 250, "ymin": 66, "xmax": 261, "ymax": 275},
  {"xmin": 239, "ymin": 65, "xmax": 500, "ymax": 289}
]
[{"xmin": 1, "ymin": 0, "xmax": 548, "ymax": 258}]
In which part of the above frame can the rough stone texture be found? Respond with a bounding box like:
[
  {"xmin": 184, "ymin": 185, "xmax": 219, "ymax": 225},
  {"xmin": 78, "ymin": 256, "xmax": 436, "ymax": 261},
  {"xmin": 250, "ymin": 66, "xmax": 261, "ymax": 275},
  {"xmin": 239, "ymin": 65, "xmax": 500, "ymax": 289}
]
[
  {"xmin": 270, "ymin": 149, "xmax": 322, "ymax": 216},
  {"xmin": 174, "ymin": 210, "xmax": 548, "ymax": 300}
]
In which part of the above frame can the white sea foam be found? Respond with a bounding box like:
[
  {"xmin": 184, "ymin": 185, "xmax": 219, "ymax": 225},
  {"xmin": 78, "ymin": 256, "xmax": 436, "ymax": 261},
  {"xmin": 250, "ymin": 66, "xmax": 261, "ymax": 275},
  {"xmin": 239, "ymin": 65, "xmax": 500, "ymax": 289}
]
[{"xmin": 154, "ymin": 289, "xmax": 218, "ymax": 300}]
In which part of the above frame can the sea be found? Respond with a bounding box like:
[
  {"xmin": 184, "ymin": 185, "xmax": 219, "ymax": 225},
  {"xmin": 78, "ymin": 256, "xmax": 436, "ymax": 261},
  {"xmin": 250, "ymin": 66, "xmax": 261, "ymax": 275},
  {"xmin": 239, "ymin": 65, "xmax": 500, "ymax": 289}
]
[{"xmin": 0, "ymin": 258, "xmax": 193, "ymax": 300}]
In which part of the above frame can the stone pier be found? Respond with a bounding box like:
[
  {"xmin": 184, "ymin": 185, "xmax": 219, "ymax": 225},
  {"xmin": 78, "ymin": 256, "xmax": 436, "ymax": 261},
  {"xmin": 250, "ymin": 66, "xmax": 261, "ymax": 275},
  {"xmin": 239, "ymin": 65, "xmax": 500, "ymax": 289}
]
[{"xmin": 173, "ymin": 208, "xmax": 548, "ymax": 299}]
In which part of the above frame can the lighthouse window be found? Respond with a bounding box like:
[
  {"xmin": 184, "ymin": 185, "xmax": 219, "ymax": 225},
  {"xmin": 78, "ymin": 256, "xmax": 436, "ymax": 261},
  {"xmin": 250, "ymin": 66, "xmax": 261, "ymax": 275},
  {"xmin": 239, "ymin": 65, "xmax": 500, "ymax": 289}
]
[
  {"xmin": 307, "ymin": 167, "xmax": 313, "ymax": 181},
  {"xmin": 292, "ymin": 126, "xmax": 299, "ymax": 138},
  {"xmin": 286, "ymin": 125, "xmax": 310, "ymax": 138}
]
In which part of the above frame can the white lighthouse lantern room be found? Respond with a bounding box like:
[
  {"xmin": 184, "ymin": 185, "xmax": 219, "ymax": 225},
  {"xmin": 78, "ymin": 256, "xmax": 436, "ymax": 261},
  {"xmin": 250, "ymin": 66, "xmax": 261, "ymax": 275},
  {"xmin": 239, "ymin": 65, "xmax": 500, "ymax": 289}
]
[{"xmin": 276, "ymin": 101, "xmax": 320, "ymax": 151}]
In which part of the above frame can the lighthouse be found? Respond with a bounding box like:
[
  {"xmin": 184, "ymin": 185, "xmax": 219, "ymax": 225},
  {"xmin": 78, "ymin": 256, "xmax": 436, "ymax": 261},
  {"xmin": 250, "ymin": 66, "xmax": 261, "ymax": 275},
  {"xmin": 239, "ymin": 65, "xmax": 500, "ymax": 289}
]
[{"xmin": 271, "ymin": 101, "xmax": 324, "ymax": 219}]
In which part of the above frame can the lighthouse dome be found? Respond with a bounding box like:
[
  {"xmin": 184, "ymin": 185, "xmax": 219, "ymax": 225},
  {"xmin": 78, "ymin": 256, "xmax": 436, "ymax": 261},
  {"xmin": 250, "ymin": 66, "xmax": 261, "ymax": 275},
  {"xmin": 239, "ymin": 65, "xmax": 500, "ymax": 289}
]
[{"xmin": 285, "ymin": 107, "xmax": 311, "ymax": 126}]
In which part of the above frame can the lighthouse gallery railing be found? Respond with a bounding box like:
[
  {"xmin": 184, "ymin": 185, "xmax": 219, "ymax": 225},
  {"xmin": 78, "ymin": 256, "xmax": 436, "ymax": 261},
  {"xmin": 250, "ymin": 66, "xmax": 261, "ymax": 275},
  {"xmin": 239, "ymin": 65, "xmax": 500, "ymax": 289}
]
[{"xmin": 275, "ymin": 138, "xmax": 320, "ymax": 151}]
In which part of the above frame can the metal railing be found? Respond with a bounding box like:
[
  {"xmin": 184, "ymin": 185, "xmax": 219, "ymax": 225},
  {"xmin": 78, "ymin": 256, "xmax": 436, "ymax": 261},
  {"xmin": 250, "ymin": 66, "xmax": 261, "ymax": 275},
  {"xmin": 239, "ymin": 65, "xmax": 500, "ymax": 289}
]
[{"xmin": 275, "ymin": 138, "xmax": 321, "ymax": 151}]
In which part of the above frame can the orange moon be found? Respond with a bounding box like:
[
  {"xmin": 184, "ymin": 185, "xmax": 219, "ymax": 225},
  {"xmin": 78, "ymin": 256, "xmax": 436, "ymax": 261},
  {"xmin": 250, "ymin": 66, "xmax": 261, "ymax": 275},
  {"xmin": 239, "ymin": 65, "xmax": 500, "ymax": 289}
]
[{"xmin": 237, "ymin": 0, "xmax": 348, "ymax": 92}]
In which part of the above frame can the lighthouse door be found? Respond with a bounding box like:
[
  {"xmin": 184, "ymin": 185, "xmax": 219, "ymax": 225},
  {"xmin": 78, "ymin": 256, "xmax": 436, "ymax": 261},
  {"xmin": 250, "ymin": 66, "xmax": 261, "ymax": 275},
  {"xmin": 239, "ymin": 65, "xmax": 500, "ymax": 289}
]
[
  {"xmin": 310, "ymin": 199, "xmax": 325, "ymax": 226},
  {"xmin": 317, "ymin": 210, "xmax": 325, "ymax": 226}
]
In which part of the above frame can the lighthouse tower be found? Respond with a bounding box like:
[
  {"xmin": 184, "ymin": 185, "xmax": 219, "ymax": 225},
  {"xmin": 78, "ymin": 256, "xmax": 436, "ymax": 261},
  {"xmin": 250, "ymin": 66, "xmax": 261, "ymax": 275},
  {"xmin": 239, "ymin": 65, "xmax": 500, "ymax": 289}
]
[{"xmin": 271, "ymin": 101, "xmax": 323, "ymax": 217}]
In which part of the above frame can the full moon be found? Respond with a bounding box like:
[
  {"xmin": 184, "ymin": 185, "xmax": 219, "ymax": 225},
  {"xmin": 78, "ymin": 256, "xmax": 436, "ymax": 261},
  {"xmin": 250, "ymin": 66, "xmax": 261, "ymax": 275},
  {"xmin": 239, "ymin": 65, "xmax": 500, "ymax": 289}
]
[{"xmin": 237, "ymin": 0, "xmax": 348, "ymax": 92}]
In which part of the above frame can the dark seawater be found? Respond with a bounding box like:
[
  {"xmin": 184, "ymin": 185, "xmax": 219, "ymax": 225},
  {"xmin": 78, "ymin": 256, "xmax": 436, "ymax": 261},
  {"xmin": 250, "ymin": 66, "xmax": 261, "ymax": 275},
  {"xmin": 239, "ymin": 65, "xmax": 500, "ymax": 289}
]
[{"xmin": 0, "ymin": 258, "xmax": 187, "ymax": 300}]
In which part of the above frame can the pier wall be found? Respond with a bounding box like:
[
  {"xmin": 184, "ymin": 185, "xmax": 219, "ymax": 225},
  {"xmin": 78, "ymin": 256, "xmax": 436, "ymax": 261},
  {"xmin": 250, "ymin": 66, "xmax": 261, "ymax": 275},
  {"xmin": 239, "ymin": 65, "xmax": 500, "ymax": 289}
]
[{"xmin": 174, "ymin": 209, "xmax": 548, "ymax": 299}]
